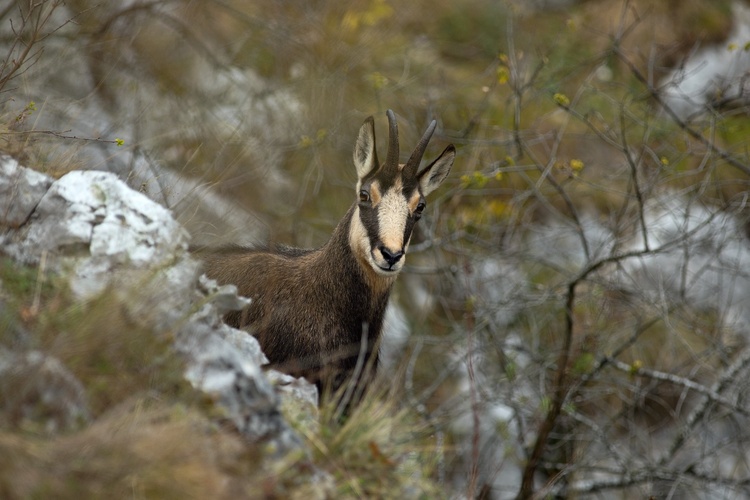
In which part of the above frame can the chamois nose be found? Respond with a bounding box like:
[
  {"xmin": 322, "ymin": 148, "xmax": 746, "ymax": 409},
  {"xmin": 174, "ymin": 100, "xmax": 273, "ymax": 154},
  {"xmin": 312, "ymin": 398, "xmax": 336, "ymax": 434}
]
[{"xmin": 379, "ymin": 245, "xmax": 403, "ymax": 267}]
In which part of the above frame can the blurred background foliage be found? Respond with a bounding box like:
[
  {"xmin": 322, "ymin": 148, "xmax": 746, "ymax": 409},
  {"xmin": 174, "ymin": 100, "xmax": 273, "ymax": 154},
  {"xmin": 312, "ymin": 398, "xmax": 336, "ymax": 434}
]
[{"xmin": 5, "ymin": 0, "xmax": 750, "ymax": 497}]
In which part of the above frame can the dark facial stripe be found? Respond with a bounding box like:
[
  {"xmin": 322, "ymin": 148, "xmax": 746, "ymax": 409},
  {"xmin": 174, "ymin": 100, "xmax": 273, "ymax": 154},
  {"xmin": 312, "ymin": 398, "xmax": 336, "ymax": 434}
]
[
  {"xmin": 401, "ymin": 174, "xmax": 419, "ymax": 196},
  {"xmin": 360, "ymin": 196, "xmax": 420, "ymax": 253},
  {"xmin": 358, "ymin": 204, "xmax": 381, "ymax": 249},
  {"xmin": 402, "ymin": 215, "xmax": 417, "ymax": 249}
]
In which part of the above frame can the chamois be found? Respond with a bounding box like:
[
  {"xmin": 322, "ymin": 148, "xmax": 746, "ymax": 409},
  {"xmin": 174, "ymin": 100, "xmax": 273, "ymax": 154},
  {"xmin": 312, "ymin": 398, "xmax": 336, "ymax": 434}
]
[{"xmin": 201, "ymin": 110, "xmax": 454, "ymax": 402}]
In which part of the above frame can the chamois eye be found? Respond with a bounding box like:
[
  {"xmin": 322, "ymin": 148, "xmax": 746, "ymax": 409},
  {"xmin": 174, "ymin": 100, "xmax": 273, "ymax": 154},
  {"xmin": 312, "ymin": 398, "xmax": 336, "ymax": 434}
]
[
  {"xmin": 413, "ymin": 202, "xmax": 426, "ymax": 220},
  {"xmin": 359, "ymin": 190, "xmax": 370, "ymax": 203}
]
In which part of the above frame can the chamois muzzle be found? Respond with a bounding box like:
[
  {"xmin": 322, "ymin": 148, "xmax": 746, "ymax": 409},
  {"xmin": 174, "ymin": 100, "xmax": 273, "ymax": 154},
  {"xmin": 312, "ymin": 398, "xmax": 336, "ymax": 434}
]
[{"xmin": 378, "ymin": 245, "xmax": 404, "ymax": 269}]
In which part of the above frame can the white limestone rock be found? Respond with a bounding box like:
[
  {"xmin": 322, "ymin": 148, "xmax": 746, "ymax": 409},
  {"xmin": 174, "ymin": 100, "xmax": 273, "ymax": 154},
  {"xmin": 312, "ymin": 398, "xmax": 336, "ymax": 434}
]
[
  {"xmin": 0, "ymin": 162, "xmax": 312, "ymax": 455},
  {"xmin": 0, "ymin": 155, "xmax": 52, "ymax": 228}
]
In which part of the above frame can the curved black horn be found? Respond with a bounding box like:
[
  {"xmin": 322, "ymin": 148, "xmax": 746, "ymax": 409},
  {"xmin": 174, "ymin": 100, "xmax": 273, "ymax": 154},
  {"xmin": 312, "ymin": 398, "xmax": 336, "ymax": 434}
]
[
  {"xmin": 385, "ymin": 109, "xmax": 400, "ymax": 172},
  {"xmin": 404, "ymin": 119, "xmax": 437, "ymax": 176}
]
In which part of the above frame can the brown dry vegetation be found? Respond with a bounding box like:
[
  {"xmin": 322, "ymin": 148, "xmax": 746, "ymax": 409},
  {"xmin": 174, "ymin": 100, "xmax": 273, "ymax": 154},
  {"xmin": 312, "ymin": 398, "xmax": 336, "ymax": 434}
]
[{"xmin": 0, "ymin": 256, "xmax": 440, "ymax": 498}]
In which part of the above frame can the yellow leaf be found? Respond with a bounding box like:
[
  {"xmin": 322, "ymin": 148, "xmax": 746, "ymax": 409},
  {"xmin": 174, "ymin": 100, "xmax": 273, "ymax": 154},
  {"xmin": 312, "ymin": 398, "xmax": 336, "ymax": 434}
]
[
  {"xmin": 362, "ymin": 0, "xmax": 393, "ymax": 25},
  {"xmin": 368, "ymin": 71, "xmax": 389, "ymax": 90},
  {"xmin": 497, "ymin": 67, "xmax": 509, "ymax": 85},
  {"xmin": 630, "ymin": 360, "xmax": 642, "ymax": 375},
  {"xmin": 553, "ymin": 93, "xmax": 570, "ymax": 107},
  {"xmin": 341, "ymin": 11, "xmax": 359, "ymax": 31},
  {"xmin": 488, "ymin": 199, "xmax": 510, "ymax": 218}
]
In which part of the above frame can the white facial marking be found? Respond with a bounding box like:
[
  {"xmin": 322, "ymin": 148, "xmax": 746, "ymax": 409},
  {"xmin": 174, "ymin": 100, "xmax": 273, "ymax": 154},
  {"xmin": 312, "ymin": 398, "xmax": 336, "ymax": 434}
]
[
  {"xmin": 350, "ymin": 205, "xmax": 399, "ymax": 278},
  {"xmin": 377, "ymin": 184, "xmax": 408, "ymax": 254}
]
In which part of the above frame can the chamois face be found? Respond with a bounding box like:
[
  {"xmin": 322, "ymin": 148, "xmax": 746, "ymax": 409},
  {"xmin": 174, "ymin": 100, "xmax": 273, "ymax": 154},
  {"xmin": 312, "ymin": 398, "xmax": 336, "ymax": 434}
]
[{"xmin": 350, "ymin": 110, "xmax": 454, "ymax": 277}]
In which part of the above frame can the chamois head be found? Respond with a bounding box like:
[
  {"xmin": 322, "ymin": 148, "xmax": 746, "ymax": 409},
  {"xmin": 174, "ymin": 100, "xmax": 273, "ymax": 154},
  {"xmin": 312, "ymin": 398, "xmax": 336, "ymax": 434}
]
[{"xmin": 350, "ymin": 110, "xmax": 454, "ymax": 276}]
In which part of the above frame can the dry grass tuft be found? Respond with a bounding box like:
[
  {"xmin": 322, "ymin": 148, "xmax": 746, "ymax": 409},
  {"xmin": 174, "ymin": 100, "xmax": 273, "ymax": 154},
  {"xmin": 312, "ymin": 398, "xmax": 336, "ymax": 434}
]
[
  {"xmin": 297, "ymin": 381, "xmax": 445, "ymax": 499},
  {"xmin": 0, "ymin": 400, "xmax": 267, "ymax": 499}
]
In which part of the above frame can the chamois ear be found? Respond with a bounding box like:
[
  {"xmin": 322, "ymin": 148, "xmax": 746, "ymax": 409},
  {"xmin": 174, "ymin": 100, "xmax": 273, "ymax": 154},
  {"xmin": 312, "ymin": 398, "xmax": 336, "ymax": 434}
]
[
  {"xmin": 353, "ymin": 116, "xmax": 378, "ymax": 180},
  {"xmin": 418, "ymin": 144, "xmax": 455, "ymax": 197}
]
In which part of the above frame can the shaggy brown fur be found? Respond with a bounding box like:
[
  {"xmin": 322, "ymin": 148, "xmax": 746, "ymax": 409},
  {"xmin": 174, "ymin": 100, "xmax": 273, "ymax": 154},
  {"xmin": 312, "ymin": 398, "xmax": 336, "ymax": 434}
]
[{"xmin": 201, "ymin": 206, "xmax": 393, "ymax": 394}]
